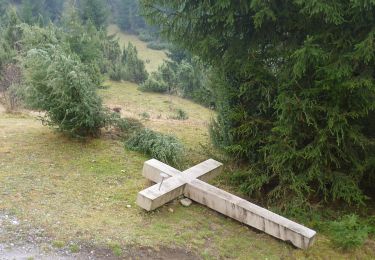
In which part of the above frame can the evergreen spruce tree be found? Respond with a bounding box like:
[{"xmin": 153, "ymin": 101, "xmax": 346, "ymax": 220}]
[
  {"xmin": 140, "ymin": 0, "xmax": 375, "ymax": 209},
  {"xmin": 121, "ymin": 43, "xmax": 148, "ymax": 83},
  {"xmin": 116, "ymin": 0, "xmax": 145, "ymax": 33},
  {"xmin": 0, "ymin": 0, "xmax": 8, "ymax": 19},
  {"xmin": 79, "ymin": 0, "xmax": 109, "ymax": 29},
  {"xmin": 20, "ymin": 24, "xmax": 109, "ymax": 137},
  {"xmin": 62, "ymin": 1, "xmax": 103, "ymax": 86},
  {"xmin": 19, "ymin": 0, "xmax": 46, "ymax": 25},
  {"xmin": 45, "ymin": 0, "xmax": 64, "ymax": 22}
]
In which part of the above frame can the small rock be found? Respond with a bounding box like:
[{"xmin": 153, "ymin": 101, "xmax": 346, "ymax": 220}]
[
  {"xmin": 168, "ymin": 208, "xmax": 174, "ymax": 213},
  {"xmin": 11, "ymin": 219, "xmax": 20, "ymax": 225},
  {"xmin": 121, "ymin": 170, "xmax": 125, "ymax": 173},
  {"xmin": 126, "ymin": 204, "xmax": 132, "ymax": 208},
  {"xmin": 180, "ymin": 198, "xmax": 192, "ymax": 207}
]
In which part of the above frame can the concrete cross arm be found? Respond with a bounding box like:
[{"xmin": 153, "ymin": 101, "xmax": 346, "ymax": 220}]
[
  {"xmin": 142, "ymin": 158, "xmax": 223, "ymax": 183},
  {"xmin": 136, "ymin": 159, "xmax": 317, "ymax": 249},
  {"xmin": 142, "ymin": 159, "xmax": 182, "ymax": 183},
  {"xmin": 137, "ymin": 159, "xmax": 223, "ymax": 211}
]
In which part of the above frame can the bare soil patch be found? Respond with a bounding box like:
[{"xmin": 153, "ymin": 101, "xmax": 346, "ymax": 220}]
[{"xmin": 0, "ymin": 212, "xmax": 199, "ymax": 260}]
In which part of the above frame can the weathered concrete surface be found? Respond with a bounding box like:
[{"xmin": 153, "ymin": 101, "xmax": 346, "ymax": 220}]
[
  {"xmin": 137, "ymin": 176, "xmax": 186, "ymax": 211},
  {"xmin": 142, "ymin": 159, "xmax": 181, "ymax": 182},
  {"xmin": 136, "ymin": 159, "xmax": 316, "ymax": 249},
  {"xmin": 142, "ymin": 159, "xmax": 222, "ymax": 183},
  {"xmin": 136, "ymin": 159, "xmax": 223, "ymax": 211},
  {"xmin": 185, "ymin": 179, "xmax": 316, "ymax": 249}
]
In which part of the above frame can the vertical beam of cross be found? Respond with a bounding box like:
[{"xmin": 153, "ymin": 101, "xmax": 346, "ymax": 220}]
[{"xmin": 137, "ymin": 159, "xmax": 316, "ymax": 249}]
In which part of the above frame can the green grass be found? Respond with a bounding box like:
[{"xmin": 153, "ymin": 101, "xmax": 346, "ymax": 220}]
[
  {"xmin": 108, "ymin": 242, "xmax": 122, "ymax": 257},
  {"xmin": 107, "ymin": 24, "xmax": 167, "ymax": 72},
  {"xmin": 1, "ymin": 100, "xmax": 374, "ymax": 259},
  {"xmin": 69, "ymin": 244, "xmax": 80, "ymax": 253},
  {"xmin": 52, "ymin": 240, "xmax": 65, "ymax": 249},
  {"xmin": 100, "ymin": 80, "xmax": 214, "ymax": 164}
]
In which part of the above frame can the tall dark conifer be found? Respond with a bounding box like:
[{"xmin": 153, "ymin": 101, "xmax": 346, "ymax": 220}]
[
  {"xmin": 140, "ymin": 0, "xmax": 375, "ymax": 209},
  {"xmin": 80, "ymin": 0, "xmax": 109, "ymax": 29}
]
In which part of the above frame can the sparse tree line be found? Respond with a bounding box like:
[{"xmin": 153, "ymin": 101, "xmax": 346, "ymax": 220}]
[
  {"xmin": 140, "ymin": 46, "xmax": 216, "ymax": 108},
  {"xmin": 0, "ymin": 0, "xmax": 210, "ymax": 104}
]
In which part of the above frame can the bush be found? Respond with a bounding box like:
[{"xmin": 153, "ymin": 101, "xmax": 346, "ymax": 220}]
[
  {"xmin": 121, "ymin": 43, "xmax": 148, "ymax": 83},
  {"xmin": 0, "ymin": 64, "xmax": 22, "ymax": 112},
  {"xmin": 139, "ymin": 76, "xmax": 168, "ymax": 93},
  {"xmin": 126, "ymin": 128, "xmax": 184, "ymax": 166},
  {"xmin": 101, "ymin": 32, "xmax": 122, "ymax": 78},
  {"xmin": 23, "ymin": 47, "xmax": 108, "ymax": 137},
  {"xmin": 1, "ymin": 83, "xmax": 21, "ymax": 112},
  {"xmin": 366, "ymin": 216, "xmax": 375, "ymax": 237},
  {"xmin": 139, "ymin": 56, "xmax": 215, "ymax": 107},
  {"xmin": 108, "ymin": 63, "xmax": 123, "ymax": 81},
  {"xmin": 138, "ymin": 31, "xmax": 154, "ymax": 42},
  {"xmin": 329, "ymin": 215, "xmax": 369, "ymax": 250},
  {"xmin": 139, "ymin": 111, "xmax": 150, "ymax": 120},
  {"xmin": 109, "ymin": 115, "xmax": 144, "ymax": 136},
  {"xmin": 146, "ymin": 41, "xmax": 170, "ymax": 50},
  {"xmin": 170, "ymin": 108, "xmax": 189, "ymax": 120}
]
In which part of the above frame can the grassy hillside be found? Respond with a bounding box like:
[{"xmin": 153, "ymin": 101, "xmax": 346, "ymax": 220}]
[
  {"xmin": 107, "ymin": 24, "xmax": 167, "ymax": 72},
  {"xmin": 100, "ymin": 81, "xmax": 213, "ymax": 156}
]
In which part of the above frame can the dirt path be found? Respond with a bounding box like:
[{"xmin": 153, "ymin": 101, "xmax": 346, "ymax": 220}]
[
  {"xmin": 0, "ymin": 212, "xmax": 199, "ymax": 260},
  {"xmin": 0, "ymin": 212, "xmax": 104, "ymax": 260}
]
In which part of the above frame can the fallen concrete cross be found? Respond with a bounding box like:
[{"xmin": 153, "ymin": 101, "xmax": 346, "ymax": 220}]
[{"xmin": 137, "ymin": 159, "xmax": 316, "ymax": 249}]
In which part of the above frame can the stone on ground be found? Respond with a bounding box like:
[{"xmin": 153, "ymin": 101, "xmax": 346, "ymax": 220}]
[{"xmin": 180, "ymin": 198, "xmax": 192, "ymax": 207}]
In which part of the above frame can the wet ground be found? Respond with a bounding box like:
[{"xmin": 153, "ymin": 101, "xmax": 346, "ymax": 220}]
[
  {"xmin": 0, "ymin": 212, "xmax": 95, "ymax": 259},
  {"xmin": 0, "ymin": 212, "xmax": 199, "ymax": 260}
]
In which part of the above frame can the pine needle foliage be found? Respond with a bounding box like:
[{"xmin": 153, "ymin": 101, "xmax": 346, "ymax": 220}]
[
  {"xmin": 329, "ymin": 214, "xmax": 370, "ymax": 250},
  {"xmin": 139, "ymin": 51, "xmax": 215, "ymax": 107},
  {"xmin": 79, "ymin": 0, "xmax": 109, "ymax": 30},
  {"xmin": 23, "ymin": 47, "xmax": 108, "ymax": 137},
  {"xmin": 20, "ymin": 24, "xmax": 109, "ymax": 138},
  {"xmin": 126, "ymin": 128, "xmax": 184, "ymax": 167},
  {"xmin": 140, "ymin": 0, "xmax": 375, "ymax": 209},
  {"xmin": 121, "ymin": 43, "xmax": 148, "ymax": 84}
]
